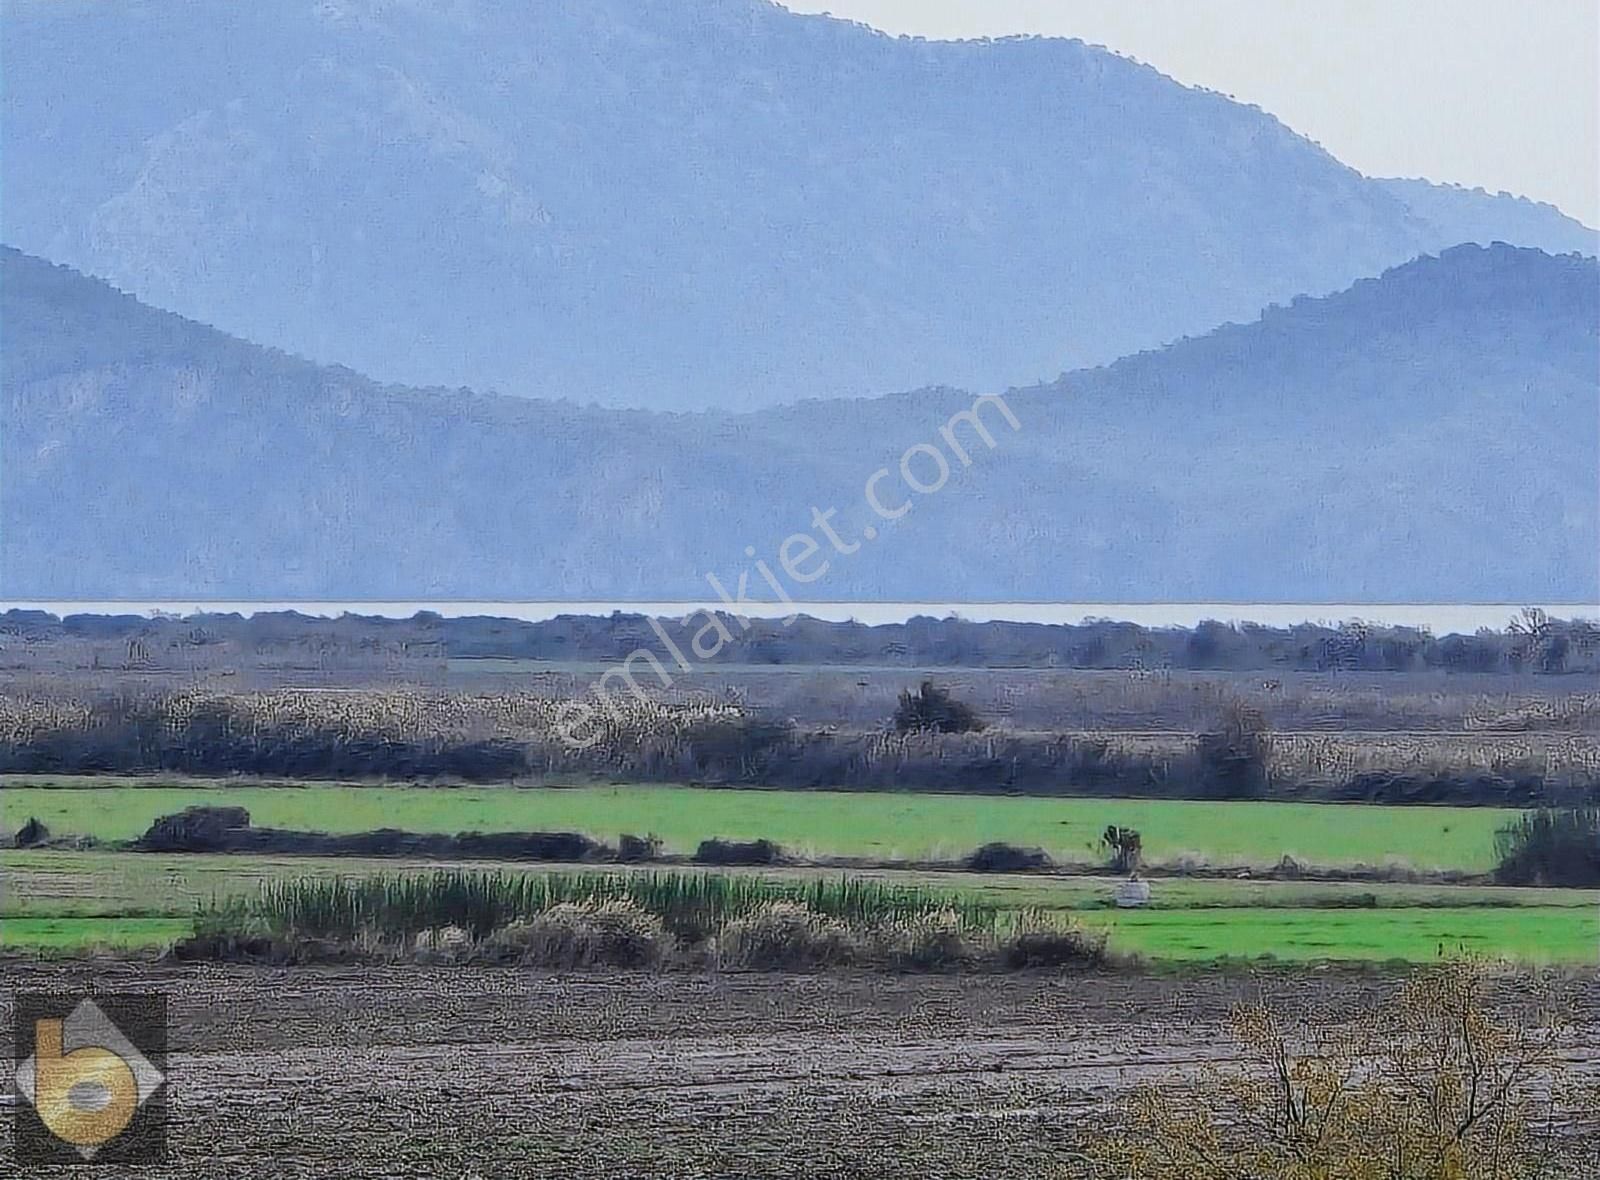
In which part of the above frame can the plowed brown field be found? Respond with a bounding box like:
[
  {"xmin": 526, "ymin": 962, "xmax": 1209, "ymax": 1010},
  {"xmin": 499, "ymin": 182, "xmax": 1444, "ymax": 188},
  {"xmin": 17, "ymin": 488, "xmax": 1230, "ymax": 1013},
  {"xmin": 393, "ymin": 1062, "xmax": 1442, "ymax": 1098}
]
[{"xmin": 2, "ymin": 963, "xmax": 1596, "ymax": 1177}]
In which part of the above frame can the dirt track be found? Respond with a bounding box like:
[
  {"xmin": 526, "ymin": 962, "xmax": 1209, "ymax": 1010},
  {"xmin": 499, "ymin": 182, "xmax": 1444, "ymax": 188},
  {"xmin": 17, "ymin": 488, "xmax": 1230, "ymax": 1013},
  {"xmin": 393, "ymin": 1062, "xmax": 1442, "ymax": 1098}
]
[{"xmin": 2, "ymin": 962, "xmax": 1596, "ymax": 1177}]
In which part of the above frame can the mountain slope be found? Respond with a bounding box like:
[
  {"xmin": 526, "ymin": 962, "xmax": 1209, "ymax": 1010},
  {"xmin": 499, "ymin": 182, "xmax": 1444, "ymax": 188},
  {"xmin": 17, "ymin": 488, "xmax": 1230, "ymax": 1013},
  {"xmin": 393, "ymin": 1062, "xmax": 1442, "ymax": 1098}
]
[
  {"xmin": 3, "ymin": 244, "xmax": 1595, "ymax": 601},
  {"xmin": 1376, "ymin": 179, "xmax": 1598, "ymax": 258},
  {"xmin": 2, "ymin": 0, "xmax": 1592, "ymax": 411}
]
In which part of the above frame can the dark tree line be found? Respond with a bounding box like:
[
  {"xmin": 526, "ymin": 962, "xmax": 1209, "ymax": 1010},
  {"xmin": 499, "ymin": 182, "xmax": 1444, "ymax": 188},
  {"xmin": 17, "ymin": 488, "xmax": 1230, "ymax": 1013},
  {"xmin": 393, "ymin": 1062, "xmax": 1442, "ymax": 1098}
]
[{"xmin": 6, "ymin": 608, "xmax": 1597, "ymax": 675}]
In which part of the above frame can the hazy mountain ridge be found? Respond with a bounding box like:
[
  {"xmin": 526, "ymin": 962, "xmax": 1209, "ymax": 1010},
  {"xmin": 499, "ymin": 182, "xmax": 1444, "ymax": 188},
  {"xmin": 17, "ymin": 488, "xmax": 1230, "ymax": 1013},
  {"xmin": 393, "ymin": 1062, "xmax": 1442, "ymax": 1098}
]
[
  {"xmin": 2, "ymin": 0, "xmax": 1593, "ymax": 412},
  {"xmin": 1374, "ymin": 179, "xmax": 1596, "ymax": 258},
  {"xmin": 4, "ymin": 243, "xmax": 1594, "ymax": 601}
]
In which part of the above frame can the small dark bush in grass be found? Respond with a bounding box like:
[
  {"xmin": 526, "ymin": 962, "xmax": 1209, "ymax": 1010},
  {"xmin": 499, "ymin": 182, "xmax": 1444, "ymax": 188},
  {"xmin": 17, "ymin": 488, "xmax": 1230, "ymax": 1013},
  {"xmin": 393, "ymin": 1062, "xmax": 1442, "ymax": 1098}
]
[
  {"xmin": 1494, "ymin": 808, "xmax": 1600, "ymax": 886},
  {"xmin": 693, "ymin": 837, "xmax": 782, "ymax": 866},
  {"xmin": 892, "ymin": 680, "xmax": 984, "ymax": 734},
  {"xmin": 448, "ymin": 830, "xmax": 600, "ymax": 862},
  {"xmin": 137, "ymin": 805, "xmax": 252, "ymax": 851},
  {"xmin": 965, "ymin": 842, "xmax": 1052, "ymax": 873},
  {"xmin": 13, "ymin": 816, "xmax": 50, "ymax": 847}
]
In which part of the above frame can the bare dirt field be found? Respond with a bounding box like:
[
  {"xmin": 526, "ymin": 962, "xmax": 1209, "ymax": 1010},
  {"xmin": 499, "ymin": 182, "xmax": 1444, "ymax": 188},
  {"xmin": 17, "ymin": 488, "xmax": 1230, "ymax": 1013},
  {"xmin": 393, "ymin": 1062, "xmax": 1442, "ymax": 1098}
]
[{"xmin": 2, "ymin": 962, "xmax": 1596, "ymax": 1177}]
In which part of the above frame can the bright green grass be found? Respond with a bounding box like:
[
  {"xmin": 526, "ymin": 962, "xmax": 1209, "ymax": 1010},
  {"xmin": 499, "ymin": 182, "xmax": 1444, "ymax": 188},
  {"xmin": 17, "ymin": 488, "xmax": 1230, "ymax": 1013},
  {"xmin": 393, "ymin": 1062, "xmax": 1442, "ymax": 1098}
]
[
  {"xmin": 0, "ymin": 916, "xmax": 192, "ymax": 950},
  {"xmin": 0, "ymin": 780, "xmax": 1518, "ymax": 870},
  {"xmin": 7, "ymin": 850, "xmax": 1592, "ymax": 921},
  {"xmin": 1076, "ymin": 907, "xmax": 1600, "ymax": 964},
  {"xmin": 3, "ymin": 895, "xmax": 1591, "ymax": 965},
  {"xmin": 3, "ymin": 850, "xmax": 1594, "ymax": 963}
]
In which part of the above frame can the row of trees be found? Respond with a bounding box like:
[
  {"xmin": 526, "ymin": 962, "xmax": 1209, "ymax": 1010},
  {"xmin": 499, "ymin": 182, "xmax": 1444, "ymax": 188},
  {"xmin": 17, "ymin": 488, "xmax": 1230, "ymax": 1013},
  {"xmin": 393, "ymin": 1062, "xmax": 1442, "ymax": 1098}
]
[{"xmin": 8, "ymin": 607, "xmax": 1597, "ymax": 675}]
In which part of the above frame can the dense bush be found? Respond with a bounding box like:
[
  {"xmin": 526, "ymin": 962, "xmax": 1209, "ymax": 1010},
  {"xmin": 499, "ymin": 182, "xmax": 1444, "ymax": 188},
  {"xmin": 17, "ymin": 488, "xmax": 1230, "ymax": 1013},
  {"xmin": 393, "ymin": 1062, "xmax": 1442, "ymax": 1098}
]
[
  {"xmin": 133, "ymin": 807, "xmax": 605, "ymax": 861},
  {"xmin": 137, "ymin": 806, "xmax": 252, "ymax": 852},
  {"xmin": 0, "ymin": 692, "xmax": 531, "ymax": 781},
  {"xmin": 680, "ymin": 715, "xmax": 794, "ymax": 780},
  {"xmin": 1195, "ymin": 700, "xmax": 1270, "ymax": 798},
  {"xmin": 892, "ymin": 680, "xmax": 984, "ymax": 734},
  {"xmin": 693, "ymin": 837, "xmax": 783, "ymax": 866},
  {"xmin": 13, "ymin": 816, "xmax": 50, "ymax": 848},
  {"xmin": 965, "ymin": 842, "xmax": 1052, "ymax": 873},
  {"xmin": 1494, "ymin": 808, "xmax": 1600, "ymax": 886}
]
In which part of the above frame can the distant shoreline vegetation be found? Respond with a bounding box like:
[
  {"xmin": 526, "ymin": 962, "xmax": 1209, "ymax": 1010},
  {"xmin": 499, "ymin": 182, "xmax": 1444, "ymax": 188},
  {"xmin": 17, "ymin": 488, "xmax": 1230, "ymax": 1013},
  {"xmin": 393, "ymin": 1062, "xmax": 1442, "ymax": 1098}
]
[
  {"xmin": 7, "ymin": 603, "xmax": 1595, "ymax": 631},
  {"xmin": 3, "ymin": 606, "xmax": 1595, "ymax": 675}
]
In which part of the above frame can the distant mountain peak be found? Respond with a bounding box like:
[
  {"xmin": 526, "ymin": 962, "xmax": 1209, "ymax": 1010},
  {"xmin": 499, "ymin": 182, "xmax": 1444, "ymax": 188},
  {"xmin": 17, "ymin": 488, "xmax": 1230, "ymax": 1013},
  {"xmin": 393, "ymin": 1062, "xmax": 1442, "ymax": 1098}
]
[{"xmin": 2, "ymin": 0, "xmax": 1590, "ymax": 410}]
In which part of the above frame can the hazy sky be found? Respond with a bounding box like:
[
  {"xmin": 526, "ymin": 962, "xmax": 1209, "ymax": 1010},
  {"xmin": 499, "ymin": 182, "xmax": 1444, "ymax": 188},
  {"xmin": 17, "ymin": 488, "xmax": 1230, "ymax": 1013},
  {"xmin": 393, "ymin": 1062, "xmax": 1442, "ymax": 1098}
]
[{"xmin": 786, "ymin": 0, "xmax": 1600, "ymax": 226}]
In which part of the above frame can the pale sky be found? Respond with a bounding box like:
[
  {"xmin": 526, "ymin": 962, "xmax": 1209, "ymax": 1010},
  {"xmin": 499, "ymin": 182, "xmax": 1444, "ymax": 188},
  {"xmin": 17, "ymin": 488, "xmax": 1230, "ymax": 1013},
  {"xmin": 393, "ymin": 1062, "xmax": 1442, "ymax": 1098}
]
[{"xmin": 786, "ymin": 0, "xmax": 1600, "ymax": 226}]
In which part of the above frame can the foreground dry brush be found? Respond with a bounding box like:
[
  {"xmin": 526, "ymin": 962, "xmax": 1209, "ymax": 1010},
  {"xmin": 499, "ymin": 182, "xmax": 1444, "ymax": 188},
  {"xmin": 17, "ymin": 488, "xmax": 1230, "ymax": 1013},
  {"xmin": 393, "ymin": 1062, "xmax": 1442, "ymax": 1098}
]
[{"xmin": 1092, "ymin": 961, "xmax": 1582, "ymax": 1179}]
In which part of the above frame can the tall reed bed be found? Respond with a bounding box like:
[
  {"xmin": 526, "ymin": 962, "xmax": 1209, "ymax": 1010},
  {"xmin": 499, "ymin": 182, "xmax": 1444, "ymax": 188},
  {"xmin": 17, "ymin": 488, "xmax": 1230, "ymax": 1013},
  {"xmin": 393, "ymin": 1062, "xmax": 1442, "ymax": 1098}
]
[{"xmin": 238, "ymin": 869, "xmax": 1004, "ymax": 942}]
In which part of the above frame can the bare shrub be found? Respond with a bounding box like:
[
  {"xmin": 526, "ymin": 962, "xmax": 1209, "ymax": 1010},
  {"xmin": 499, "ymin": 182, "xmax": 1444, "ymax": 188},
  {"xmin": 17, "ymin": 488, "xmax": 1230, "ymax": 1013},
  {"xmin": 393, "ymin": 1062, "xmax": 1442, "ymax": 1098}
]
[
  {"xmin": 718, "ymin": 902, "xmax": 857, "ymax": 970},
  {"xmin": 1094, "ymin": 961, "xmax": 1572, "ymax": 1178},
  {"xmin": 413, "ymin": 924, "xmax": 473, "ymax": 956},
  {"xmin": 999, "ymin": 913, "xmax": 1106, "ymax": 970},
  {"xmin": 616, "ymin": 832, "xmax": 662, "ymax": 862},
  {"xmin": 878, "ymin": 909, "xmax": 973, "ymax": 971},
  {"xmin": 487, "ymin": 900, "xmax": 665, "ymax": 969}
]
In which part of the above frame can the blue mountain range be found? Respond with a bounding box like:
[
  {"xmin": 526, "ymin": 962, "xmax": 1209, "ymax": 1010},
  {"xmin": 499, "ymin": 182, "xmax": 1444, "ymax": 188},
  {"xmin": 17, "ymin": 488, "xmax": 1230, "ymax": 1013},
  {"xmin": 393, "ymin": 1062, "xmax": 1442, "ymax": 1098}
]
[
  {"xmin": 3, "ymin": 0, "xmax": 1594, "ymax": 411},
  {"xmin": 4, "ymin": 243, "xmax": 1594, "ymax": 601}
]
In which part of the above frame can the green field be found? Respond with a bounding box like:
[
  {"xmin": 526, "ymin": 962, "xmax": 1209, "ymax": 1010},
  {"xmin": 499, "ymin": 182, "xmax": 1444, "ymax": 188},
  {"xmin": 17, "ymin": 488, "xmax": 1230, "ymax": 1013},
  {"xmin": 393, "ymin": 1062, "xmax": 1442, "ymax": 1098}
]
[
  {"xmin": 1075, "ymin": 907, "xmax": 1598, "ymax": 963},
  {"xmin": 0, "ymin": 778, "xmax": 1519, "ymax": 871},
  {"xmin": 3, "ymin": 778, "xmax": 1588, "ymax": 964},
  {"xmin": 4, "ymin": 849, "xmax": 1589, "ymax": 918},
  {"xmin": 3, "ymin": 849, "xmax": 1595, "ymax": 963},
  {"xmin": 0, "ymin": 916, "xmax": 193, "ymax": 951}
]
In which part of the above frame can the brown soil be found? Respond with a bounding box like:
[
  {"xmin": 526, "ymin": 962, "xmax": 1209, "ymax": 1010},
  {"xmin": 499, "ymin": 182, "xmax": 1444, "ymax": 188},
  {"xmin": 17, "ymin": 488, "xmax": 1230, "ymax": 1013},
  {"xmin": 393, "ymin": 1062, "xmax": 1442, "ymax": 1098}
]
[{"xmin": 1, "ymin": 963, "xmax": 1595, "ymax": 1177}]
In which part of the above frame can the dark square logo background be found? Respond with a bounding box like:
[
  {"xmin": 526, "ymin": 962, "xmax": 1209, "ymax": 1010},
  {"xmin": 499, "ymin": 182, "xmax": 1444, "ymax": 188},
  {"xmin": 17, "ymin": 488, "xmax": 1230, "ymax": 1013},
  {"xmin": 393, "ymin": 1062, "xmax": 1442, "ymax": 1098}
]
[{"xmin": 12, "ymin": 992, "xmax": 168, "ymax": 1165}]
